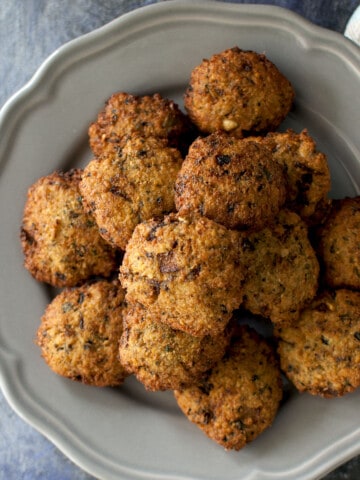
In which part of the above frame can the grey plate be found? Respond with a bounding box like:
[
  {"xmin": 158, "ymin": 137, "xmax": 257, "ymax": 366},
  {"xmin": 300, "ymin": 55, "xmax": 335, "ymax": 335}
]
[{"xmin": 0, "ymin": 1, "xmax": 360, "ymax": 479}]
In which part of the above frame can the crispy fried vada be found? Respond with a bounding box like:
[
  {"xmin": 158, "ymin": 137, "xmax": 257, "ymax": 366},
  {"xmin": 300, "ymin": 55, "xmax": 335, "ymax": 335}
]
[
  {"xmin": 80, "ymin": 135, "xmax": 183, "ymax": 251},
  {"xmin": 119, "ymin": 303, "xmax": 231, "ymax": 391},
  {"xmin": 277, "ymin": 289, "xmax": 360, "ymax": 398},
  {"xmin": 174, "ymin": 326, "xmax": 283, "ymax": 450},
  {"xmin": 119, "ymin": 213, "xmax": 244, "ymax": 337},
  {"xmin": 316, "ymin": 196, "xmax": 360, "ymax": 290},
  {"xmin": 175, "ymin": 132, "xmax": 286, "ymax": 230},
  {"xmin": 20, "ymin": 169, "xmax": 116, "ymax": 288},
  {"xmin": 89, "ymin": 92, "xmax": 192, "ymax": 156},
  {"xmin": 184, "ymin": 47, "xmax": 294, "ymax": 137},
  {"xmin": 37, "ymin": 279, "xmax": 129, "ymax": 387},
  {"xmin": 260, "ymin": 129, "xmax": 331, "ymax": 225},
  {"xmin": 240, "ymin": 209, "xmax": 319, "ymax": 325}
]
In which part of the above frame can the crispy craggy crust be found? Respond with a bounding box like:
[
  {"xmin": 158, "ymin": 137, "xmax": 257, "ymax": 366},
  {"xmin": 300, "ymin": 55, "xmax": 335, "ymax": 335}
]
[
  {"xmin": 240, "ymin": 209, "xmax": 319, "ymax": 325},
  {"xmin": 174, "ymin": 326, "xmax": 283, "ymax": 450},
  {"xmin": 175, "ymin": 132, "xmax": 286, "ymax": 230},
  {"xmin": 119, "ymin": 303, "xmax": 231, "ymax": 391},
  {"xmin": 259, "ymin": 129, "xmax": 331, "ymax": 225},
  {"xmin": 80, "ymin": 135, "xmax": 183, "ymax": 251},
  {"xmin": 20, "ymin": 169, "xmax": 117, "ymax": 287},
  {"xmin": 119, "ymin": 212, "xmax": 244, "ymax": 337},
  {"xmin": 316, "ymin": 196, "xmax": 360, "ymax": 289},
  {"xmin": 37, "ymin": 279, "xmax": 129, "ymax": 387},
  {"xmin": 88, "ymin": 92, "xmax": 193, "ymax": 156},
  {"xmin": 277, "ymin": 289, "xmax": 360, "ymax": 398},
  {"xmin": 184, "ymin": 47, "xmax": 294, "ymax": 137}
]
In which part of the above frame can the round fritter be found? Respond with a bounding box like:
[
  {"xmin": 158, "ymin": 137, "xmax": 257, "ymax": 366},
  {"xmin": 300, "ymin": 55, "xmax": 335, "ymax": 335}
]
[
  {"xmin": 316, "ymin": 196, "xmax": 360, "ymax": 290},
  {"xmin": 119, "ymin": 212, "xmax": 244, "ymax": 337},
  {"xmin": 175, "ymin": 132, "xmax": 286, "ymax": 230},
  {"xmin": 277, "ymin": 289, "xmax": 360, "ymax": 398},
  {"xmin": 20, "ymin": 169, "xmax": 116, "ymax": 288},
  {"xmin": 259, "ymin": 129, "xmax": 331, "ymax": 225},
  {"xmin": 240, "ymin": 209, "xmax": 319, "ymax": 325},
  {"xmin": 37, "ymin": 279, "xmax": 129, "ymax": 387},
  {"xmin": 184, "ymin": 47, "xmax": 294, "ymax": 137},
  {"xmin": 80, "ymin": 135, "xmax": 183, "ymax": 251},
  {"xmin": 88, "ymin": 92, "xmax": 192, "ymax": 156},
  {"xmin": 174, "ymin": 326, "xmax": 283, "ymax": 450},
  {"xmin": 119, "ymin": 303, "xmax": 231, "ymax": 391}
]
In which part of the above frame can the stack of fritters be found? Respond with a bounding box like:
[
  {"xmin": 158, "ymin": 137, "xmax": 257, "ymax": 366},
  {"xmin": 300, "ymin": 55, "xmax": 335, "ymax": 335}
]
[{"xmin": 20, "ymin": 47, "xmax": 360, "ymax": 451}]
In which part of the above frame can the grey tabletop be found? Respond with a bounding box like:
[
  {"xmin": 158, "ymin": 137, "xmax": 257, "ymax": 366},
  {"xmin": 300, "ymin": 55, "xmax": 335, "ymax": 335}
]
[{"xmin": 0, "ymin": 1, "xmax": 359, "ymax": 479}]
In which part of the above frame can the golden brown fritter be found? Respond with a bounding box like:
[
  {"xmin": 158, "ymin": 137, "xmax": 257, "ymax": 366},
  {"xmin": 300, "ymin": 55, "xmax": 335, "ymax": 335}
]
[
  {"xmin": 174, "ymin": 326, "xmax": 283, "ymax": 450},
  {"xmin": 80, "ymin": 135, "xmax": 183, "ymax": 251},
  {"xmin": 316, "ymin": 196, "xmax": 360, "ymax": 290},
  {"xmin": 36, "ymin": 279, "xmax": 129, "ymax": 387},
  {"xmin": 119, "ymin": 303, "xmax": 231, "ymax": 391},
  {"xmin": 259, "ymin": 129, "xmax": 331, "ymax": 225},
  {"xmin": 184, "ymin": 47, "xmax": 294, "ymax": 137},
  {"xmin": 20, "ymin": 170, "xmax": 117, "ymax": 288},
  {"xmin": 88, "ymin": 92, "xmax": 193, "ymax": 156},
  {"xmin": 277, "ymin": 289, "xmax": 360, "ymax": 398},
  {"xmin": 175, "ymin": 132, "xmax": 286, "ymax": 230},
  {"xmin": 119, "ymin": 212, "xmax": 244, "ymax": 337},
  {"xmin": 240, "ymin": 209, "xmax": 319, "ymax": 325}
]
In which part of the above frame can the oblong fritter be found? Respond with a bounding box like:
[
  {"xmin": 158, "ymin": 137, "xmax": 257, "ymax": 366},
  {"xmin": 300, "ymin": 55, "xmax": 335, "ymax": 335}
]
[
  {"xmin": 316, "ymin": 196, "xmax": 360, "ymax": 290},
  {"xmin": 277, "ymin": 289, "xmax": 360, "ymax": 398},
  {"xmin": 174, "ymin": 326, "xmax": 283, "ymax": 450},
  {"xmin": 20, "ymin": 169, "xmax": 117, "ymax": 287},
  {"xmin": 119, "ymin": 303, "xmax": 231, "ymax": 391},
  {"xmin": 119, "ymin": 212, "xmax": 244, "ymax": 337},
  {"xmin": 175, "ymin": 132, "xmax": 286, "ymax": 230},
  {"xmin": 184, "ymin": 47, "xmax": 294, "ymax": 137},
  {"xmin": 259, "ymin": 129, "xmax": 331, "ymax": 225},
  {"xmin": 89, "ymin": 92, "xmax": 193, "ymax": 156},
  {"xmin": 80, "ymin": 135, "xmax": 183, "ymax": 251},
  {"xmin": 240, "ymin": 209, "xmax": 319, "ymax": 325},
  {"xmin": 37, "ymin": 279, "xmax": 129, "ymax": 387}
]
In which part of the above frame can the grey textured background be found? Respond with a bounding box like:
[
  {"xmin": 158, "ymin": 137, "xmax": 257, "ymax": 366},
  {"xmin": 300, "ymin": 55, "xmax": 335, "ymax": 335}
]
[{"xmin": 0, "ymin": 1, "xmax": 359, "ymax": 479}]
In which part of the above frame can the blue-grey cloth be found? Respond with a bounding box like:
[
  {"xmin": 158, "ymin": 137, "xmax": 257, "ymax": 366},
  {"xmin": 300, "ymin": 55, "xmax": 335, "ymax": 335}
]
[{"xmin": 0, "ymin": 1, "xmax": 359, "ymax": 479}]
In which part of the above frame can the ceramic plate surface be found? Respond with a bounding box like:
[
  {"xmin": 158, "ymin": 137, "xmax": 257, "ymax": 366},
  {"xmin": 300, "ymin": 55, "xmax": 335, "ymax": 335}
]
[{"xmin": 1, "ymin": 1, "xmax": 360, "ymax": 479}]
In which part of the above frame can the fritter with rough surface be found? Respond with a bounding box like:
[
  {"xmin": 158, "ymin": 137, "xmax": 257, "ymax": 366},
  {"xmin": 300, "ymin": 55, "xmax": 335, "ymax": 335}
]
[
  {"xmin": 316, "ymin": 196, "xmax": 360, "ymax": 289},
  {"xmin": 277, "ymin": 289, "xmax": 360, "ymax": 397},
  {"xmin": 259, "ymin": 129, "xmax": 331, "ymax": 225},
  {"xmin": 89, "ymin": 92, "xmax": 193, "ymax": 156},
  {"xmin": 120, "ymin": 212, "xmax": 244, "ymax": 337},
  {"xmin": 37, "ymin": 279, "xmax": 129, "ymax": 387},
  {"xmin": 119, "ymin": 303, "xmax": 231, "ymax": 391},
  {"xmin": 184, "ymin": 47, "xmax": 294, "ymax": 137},
  {"xmin": 175, "ymin": 132, "xmax": 286, "ymax": 230},
  {"xmin": 240, "ymin": 209, "xmax": 319, "ymax": 325},
  {"xmin": 80, "ymin": 135, "xmax": 183, "ymax": 250},
  {"xmin": 20, "ymin": 169, "xmax": 116, "ymax": 287},
  {"xmin": 174, "ymin": 326, "xmax": 283, "ymax": 450}
]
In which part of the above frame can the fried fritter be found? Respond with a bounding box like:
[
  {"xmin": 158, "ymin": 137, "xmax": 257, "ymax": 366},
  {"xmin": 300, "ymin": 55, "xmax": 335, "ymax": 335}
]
[
  {"xmin": 89, "ymin": 92, "xmax": 192, "ymax": 156},
  {"xmin": 316, "ymin": 196, "xmax": 360, "ymax": 290},
  {"xmin": 175, "ymin": 132, "xmax": 286, "ymax": 230},
  {"xmin": 259, "ymin": 129, "xmax": 331, "ymax": 225},
  {"xmin": 20, "ymin": 169, "xmax": 116, "ymax": 287},
  {"xmin": 277, "ymin": 289, "xmax": 360, "ymax": 398},
  {"xmin": 119, "ymin": 212, "xmax": 244, "ymax": 337},
  {"xmin": 119, "ymin": 303, "xmax": 231, "ymax": 391},
  {"xmin": 174, "ymin": 326, "xmax": 283, "ymax": 450},
  {"xmin": 240, "ymin": 209, "xmax": 319, "ymax": 325},
  {"xmin": 80, "ymin": 135, "xmax": 183, "ymax": 251},
  {"xmin": 37, "ymin": 279, "xmax": 129, "ymax": 387},
  {"xmin": 184, "ymin": 47, "xmax": 294, "ymax": 137}
]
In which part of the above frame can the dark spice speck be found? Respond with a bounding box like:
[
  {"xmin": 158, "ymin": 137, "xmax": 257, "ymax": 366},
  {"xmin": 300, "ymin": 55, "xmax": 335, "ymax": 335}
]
[{"xmin": 216, "ymin": 154, "xmax": 231, "ymax": 166}]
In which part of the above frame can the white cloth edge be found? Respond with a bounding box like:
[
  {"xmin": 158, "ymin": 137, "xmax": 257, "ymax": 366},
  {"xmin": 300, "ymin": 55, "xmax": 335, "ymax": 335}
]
[{"xmin": 345, "ymin": 5, "xmax": 360, "ymax": 45}]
